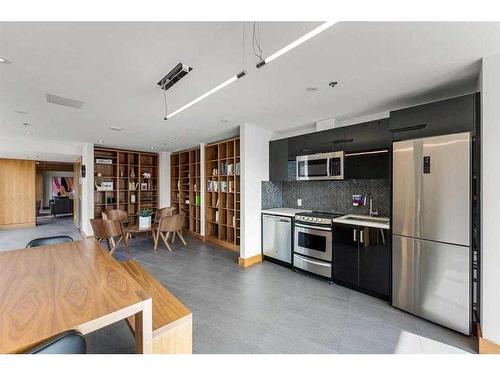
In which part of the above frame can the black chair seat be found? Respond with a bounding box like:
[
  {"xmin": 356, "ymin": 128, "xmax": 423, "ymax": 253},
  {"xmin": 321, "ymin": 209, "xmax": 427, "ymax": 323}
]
[
  {"xmin": 27, "ymin": 330, "xmax": 86, "ymax": 354},
  {"xmin": 26, "ymin": 235, "xmax": 74, "ymax": 248}
]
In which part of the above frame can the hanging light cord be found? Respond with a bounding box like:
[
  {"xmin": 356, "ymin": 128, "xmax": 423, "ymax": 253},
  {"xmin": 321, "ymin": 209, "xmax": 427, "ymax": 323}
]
[
  {"xmin": 252, "ymin": 21, "xmax": 263, "ymax": 62},
  {"xmin": 162, "ymin": 81, "xmax": 168, "ymax": 120}
]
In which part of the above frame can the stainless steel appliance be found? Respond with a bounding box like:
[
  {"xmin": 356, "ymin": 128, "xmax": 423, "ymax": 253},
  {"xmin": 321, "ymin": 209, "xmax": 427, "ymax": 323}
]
[
  {"xmin": 262, "ymin": 214, "xmax": 292, "ymax": 264},
  {"xmin": 296, "ymin": 151, "xmax": 344, "ymax": 180},
  {"xmin": 293, "ymin": 212, "xmax": 342, "ymax": 278},
  {"xmin": 392, "ymin": 132, "xmax": 471, "ymax": 335}
]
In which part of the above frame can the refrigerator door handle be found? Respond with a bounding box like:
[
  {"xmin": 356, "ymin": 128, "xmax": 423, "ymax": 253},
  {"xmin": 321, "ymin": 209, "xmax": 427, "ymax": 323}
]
[{"xmin": 353, "ymin": 229, "xmax": 357, "ymax": 242}]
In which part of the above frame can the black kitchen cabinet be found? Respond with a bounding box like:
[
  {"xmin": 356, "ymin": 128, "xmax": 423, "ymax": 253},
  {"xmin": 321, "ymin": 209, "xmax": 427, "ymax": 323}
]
[
  {"xmin": 344, "ymin": 152, "xmax": 390, "ymax": 180},
  {"xmin": 288, "ymin": 127, "xmax": 345, "ymax": 159},
  {"xmin": 344, "ymin": 118, "xmax": 391, "ymax": 153},
  {"xmin": 390, "ymin": 93, "xmax": 476, "ymax": 141},
  {"xmin": 358, "ymin": 226, "xmax": 391, "ymax": 297},
  {"xmin": 332, "ymin": 223, "xmax": 390, "ymax": 300},
  {"xmin": 269, "ymin": 138, "xmax": 289, "ymax": 181},
  {"xmin": 331, "ymin": 223, "xmax": 359, "ymax": 286}
]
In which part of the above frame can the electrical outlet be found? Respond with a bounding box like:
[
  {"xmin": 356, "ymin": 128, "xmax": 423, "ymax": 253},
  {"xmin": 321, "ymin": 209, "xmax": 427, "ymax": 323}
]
[{"xmin": 297, "ymin": 199, "xmax": 302, "ymax": 207}]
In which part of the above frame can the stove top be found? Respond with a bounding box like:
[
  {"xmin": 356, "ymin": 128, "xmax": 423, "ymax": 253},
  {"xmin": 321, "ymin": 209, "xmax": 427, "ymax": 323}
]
[{"xmin": 294, "ymin": 211, "xmax": 344, "ymax": 226}]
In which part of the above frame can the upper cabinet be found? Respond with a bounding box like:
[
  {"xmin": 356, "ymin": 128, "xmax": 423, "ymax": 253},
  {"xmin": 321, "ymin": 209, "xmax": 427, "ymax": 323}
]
[
  {"xmin": 269, "ymin": 138, "xmax": 289, "ymax": 182},
  {"xmin": 344, "ymin": 118, "xmax": 391, "ymax": 153},
  {"xmin": 288, "ymin": 127, "xmax": 345, "ymax": 159},
  {"xmin": 390, "ymin": 93, "xmax": 477, "ymax": 141}
]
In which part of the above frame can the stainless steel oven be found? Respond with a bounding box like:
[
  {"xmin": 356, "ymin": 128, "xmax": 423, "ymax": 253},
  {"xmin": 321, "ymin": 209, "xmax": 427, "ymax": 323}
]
[
  {"xmin": 294, "ymin": 222, "xmax": 332, "ymax": 262},
  {"xmin": 296, "ymin": 151, "xmax": 344, "ymax": 180}
]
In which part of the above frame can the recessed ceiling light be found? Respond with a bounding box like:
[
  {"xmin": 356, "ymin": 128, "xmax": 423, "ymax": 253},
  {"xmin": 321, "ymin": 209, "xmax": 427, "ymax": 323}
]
[
  {"xmin": 36, "ymin": 152, "xmax": 42, "ymax": 156},
  {"xmin": 22, "ymin": 122, "xmax": 30, "ymax": 127},
  {"xmin": 329, "ymin": 81, "xmax": 338, "ymax": 88},
  {"xmin": 25, "ymin": 131, "xmax": 33, "ymax": 135},
  {"xmin": 109, "ymin": 126, "xmax": 123, "ymax": 131},
  {"xmin": 150, "ymin": 146, "xmax": 155, "ymax": 150},
  {"xmin": 14, "ymin": 110, "xmax": 29, "ymax": 114},
  {"xmin": 174, "ymin": 137, "xmax": 181, "ymax": 141},
  {"xmin": 0, "ymin": 56, "xmax": 11, "ymax": 64},
  {"xmin": 306, "ymin": 87, "xmax": 318, "ymax": 92},
  {"xmin": 98, "ymin": 140, "xmax": 104, "ymax": 143}
]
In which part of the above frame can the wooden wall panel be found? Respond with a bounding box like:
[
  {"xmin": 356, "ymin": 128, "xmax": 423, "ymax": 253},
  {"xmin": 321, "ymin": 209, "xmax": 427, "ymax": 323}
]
[
  {"xmin": 35, "ymin": 172, "xmax": 44, "ymax": 203},
  {"xmin": 0, "ymin": 159, "xmax": 36, "ymax": 228}
]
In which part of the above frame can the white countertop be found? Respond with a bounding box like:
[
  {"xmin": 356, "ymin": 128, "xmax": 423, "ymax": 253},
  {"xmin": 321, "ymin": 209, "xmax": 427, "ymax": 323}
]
[
  {"xmin": 332, "ymin": 214, "xmax": 390, "ymax": 230},
  {"xmin": 261, "ymin": 208, "xmax": 312, "ymax": 218}
]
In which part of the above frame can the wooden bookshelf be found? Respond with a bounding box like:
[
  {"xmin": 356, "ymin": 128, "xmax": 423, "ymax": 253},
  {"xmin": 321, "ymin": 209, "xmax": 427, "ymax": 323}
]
[
  {"xmin": 94, "ymin": 147, "xmax": 159, "ymax": 225},
  {"xmin": 170, "ymin": 147, "xmax": 201, "ymax": 235},
  {"xmin": 205, "ymin": 137, "xmax": 240, "ymax": 252}
]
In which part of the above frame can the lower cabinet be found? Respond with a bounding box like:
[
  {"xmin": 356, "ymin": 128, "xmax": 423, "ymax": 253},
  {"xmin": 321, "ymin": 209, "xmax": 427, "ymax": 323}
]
[{"xmin": 332, "ymin": 223, "xmax": 391, "ymax": 299}]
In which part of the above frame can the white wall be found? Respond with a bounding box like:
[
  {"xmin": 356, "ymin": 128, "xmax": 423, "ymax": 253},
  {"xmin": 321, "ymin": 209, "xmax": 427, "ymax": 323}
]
[
  {"xmin": 240, "ymin": 123, "xmax": 274, "ymax": 259},
  {"xmin": 80, "ymin": 143, "xmax": 94, "ymax": 236},
  {"xmin": 481, "ymin": 52, "xmax": 500, "ymax": 344},
  {"xmin": 159, "ymin": 151, "xmax": 171, "ymax": 208}
]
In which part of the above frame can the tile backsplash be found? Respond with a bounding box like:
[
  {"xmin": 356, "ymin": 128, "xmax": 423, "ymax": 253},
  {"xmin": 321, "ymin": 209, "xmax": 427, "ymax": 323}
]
[{"xmin": 262, "ymin": 179, "xmax": 390, "ymax": 217}]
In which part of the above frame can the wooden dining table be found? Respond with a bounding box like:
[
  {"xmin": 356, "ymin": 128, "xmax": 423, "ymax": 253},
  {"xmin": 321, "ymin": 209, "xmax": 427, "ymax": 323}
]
[{"xmin": 0, "ymin": 239, "xmax": 152, "ymax": 354}]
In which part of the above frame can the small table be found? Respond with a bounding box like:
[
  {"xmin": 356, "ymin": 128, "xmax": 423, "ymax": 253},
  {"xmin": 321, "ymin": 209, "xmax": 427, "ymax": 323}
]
[
  {"xmin": 126, "ymin": 224, "xmax": 157, "ymax": 239},
  {"xmin": 0, "ymin": 239, "xmax": 152, "ymax": 354}
]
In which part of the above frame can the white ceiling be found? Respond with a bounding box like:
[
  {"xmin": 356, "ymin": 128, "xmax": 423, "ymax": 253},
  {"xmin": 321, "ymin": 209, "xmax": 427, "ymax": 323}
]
[{"xmin": 1, "ymin": 22, "xmax": 499, "ymax": 160}]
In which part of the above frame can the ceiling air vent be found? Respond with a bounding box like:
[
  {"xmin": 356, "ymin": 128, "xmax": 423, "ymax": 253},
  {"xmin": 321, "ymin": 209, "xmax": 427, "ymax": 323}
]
[
  {"xmin": 46, "ymin": 94, "xmax": 85, "ymax": 109},
  {"xmin": 157, "ymin": 63, "xmax": 193, "ymax": 91}
]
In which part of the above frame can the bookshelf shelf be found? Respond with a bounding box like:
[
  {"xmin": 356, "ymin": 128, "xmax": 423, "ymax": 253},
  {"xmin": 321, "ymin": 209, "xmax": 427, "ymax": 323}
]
[
  {"xmin": 205, "ymin": 136, "xmax": 240, "ymax": 251},
  {"xmin": 170, "ymin": 147, "xmax": 202, "ymax": 235},
  {"xmin": 94, "ymin": 147, "xmax": 159, "ymax": 225}
]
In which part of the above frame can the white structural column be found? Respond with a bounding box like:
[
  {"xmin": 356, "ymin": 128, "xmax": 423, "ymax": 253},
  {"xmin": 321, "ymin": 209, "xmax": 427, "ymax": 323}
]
[
  {"xmin": 481, "ymin": 52, "xmax": 500, "ymax": 345},
  {"xmin": 80, "ymin": 143, "xmax": 94, "ymax": 236},
  {"xmin": 240, "ymin": 124, "xmax": 274, "ymax": 260},
  {"xmin": 159, "ymin": 151, "xmax": 171, "ymax": 208}
]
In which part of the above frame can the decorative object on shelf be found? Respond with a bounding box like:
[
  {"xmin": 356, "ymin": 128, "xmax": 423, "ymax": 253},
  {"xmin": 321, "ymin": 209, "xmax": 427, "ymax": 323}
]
[
  {"xmin": 95, "ymin": 179, "xmax": 113, "ymax": 191},
  {"xmin": 128, "ymin": 181, "xmax": 139, "ymax": 190},
  {"xmin": 131, "ymin": 193, "xmax": 136, "ymax": 203},
  {"xmin": 120, "ymin": 170, "xmax": 124, "ymax": 177},
  {"xmin": 130, "ymin": 169, "xmax": 135, "ymax": 178},
  {"xmin": 141, "ymin": 183, "xmax": 148, "ymax": 190},
  {"xmin": 185, "ymin": 200, "xmax": 190, "ymax": 204},
  {"xmin": 96, "ymin": 171, "xmax": 102, "ymax": 177},
  {"xmin": 142, "ymin": 172, "xmax": 151, "ymax": 179},
  {"xmin": 195, "ymin": 194, "xmax": 201, "ymax": 205},
  {"xmin": 138, "ymin": 209, "xmax": 153, "ymax": 229},
  {"xmin": 106, "ymin": 197, "xmax": 115, "ymax": 204},
  {"xmin": 96, "ymin": 158, "xmax": 113, "ymax": 165}
]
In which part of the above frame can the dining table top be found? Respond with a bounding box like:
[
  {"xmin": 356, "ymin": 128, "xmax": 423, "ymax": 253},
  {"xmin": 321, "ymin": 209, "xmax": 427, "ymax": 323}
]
[{"xmin": 0, "ymin": 238, "xmax": 151, "ymax": 353}]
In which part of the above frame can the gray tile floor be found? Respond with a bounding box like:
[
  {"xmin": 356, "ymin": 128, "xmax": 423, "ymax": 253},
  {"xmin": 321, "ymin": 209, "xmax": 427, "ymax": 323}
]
[{"xmin": 0, "ymin": 218, "xmax": 477, "ymax": 354}]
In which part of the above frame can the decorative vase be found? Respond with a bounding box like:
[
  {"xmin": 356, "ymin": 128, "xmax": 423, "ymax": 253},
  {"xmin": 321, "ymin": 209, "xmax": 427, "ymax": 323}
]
[
  {"xmin": 131, "ymin": 194, "xmax": 136, "ymax": 203},
  {"xmin": 130, "ymin": 169, "xmax": 135, "ymax": 178},
  {"xmin": 139, "ymin": 216, "xmax": 151, "ymax": 229}
]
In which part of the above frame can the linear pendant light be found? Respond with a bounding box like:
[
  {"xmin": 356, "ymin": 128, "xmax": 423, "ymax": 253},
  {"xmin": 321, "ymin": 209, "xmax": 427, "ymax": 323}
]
[
  {"xmin": 165, "ymin": 70, "xmax": 246, "ymax": 120},
  {"xmin": 256, "ymin": 21, "xmax": 336, "ymax": 69}
]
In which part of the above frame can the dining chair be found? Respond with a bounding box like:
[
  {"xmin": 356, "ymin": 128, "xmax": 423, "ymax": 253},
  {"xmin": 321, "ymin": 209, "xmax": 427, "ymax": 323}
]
[
  {"xmin": 26, "ymin": 235, "xmax": 74, "ymax": 248},
  {"xmin": 154, "ymin": 213, "xmax": 186, "ymax": 251},
  {"xmin": 90, "ymin": 218, "xmax": 129, "ymax": 255},
  {"xmin": 153, "ymin": 206, "xmax": 177, "ymax": 224},
  {"xmin": 104, "ymin": 209, "xmax": 131, "ymax": 239},
  {"xmin": 26, "ymin": 330, "xmax": 86, "ymax": 354}
]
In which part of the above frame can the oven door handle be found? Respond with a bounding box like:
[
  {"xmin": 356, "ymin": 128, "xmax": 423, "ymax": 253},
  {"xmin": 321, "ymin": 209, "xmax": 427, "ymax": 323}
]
[
  {"xmin": 294, "ymin": 254, "xmax": 331, "ymax": 267},
  {"xmin": 295, "ymin": 223, "xmax": 332, "ymax": 231}
]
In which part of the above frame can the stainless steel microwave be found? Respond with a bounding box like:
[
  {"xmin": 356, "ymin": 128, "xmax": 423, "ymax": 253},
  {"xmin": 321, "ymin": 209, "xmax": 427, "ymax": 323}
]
[{"xmin": 296, "ymin": 151, "xmax": 344, "ymax": 180}]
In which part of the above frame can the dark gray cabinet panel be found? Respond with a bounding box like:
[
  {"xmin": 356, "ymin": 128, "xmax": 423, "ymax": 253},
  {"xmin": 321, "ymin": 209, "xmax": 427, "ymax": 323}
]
[
  {"xmin": 288, "ymin": 127, "xmax": 345, "ymax": 159},
  {"xmin": 269, "ymin": 138, "xmax": 289, "ymax": 181},
  {"xmin": 332, "ymin": 224, "xmax": 359, "ymax": 286},
  {"xmin": 359, "ymin": 227, "xmax": 391, "ymax": 297},
  {"xmin": 344, "ymin": 118, "xmax": 391, "ymax": 153},
  {"xmin": 344, "ymin": 152, "xmax": 390, "ymax": 180},
  {"xmin": 332, "ymin": 223, "xmax": 390, "ymax": 299},
  {"xmin": 390, "ymin": 94, "xmax": 476, "ymax": 141}
]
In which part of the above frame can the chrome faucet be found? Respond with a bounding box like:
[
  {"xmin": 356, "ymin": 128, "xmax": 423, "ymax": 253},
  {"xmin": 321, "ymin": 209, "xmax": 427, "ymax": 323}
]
[{"xmin": 365, "ymin": 194, "xmax": 379, "ymax": 217}]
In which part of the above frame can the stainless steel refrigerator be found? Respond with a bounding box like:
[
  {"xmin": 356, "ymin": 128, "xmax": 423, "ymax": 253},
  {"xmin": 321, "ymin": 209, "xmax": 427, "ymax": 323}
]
[{"xmin": 392, "ymin": 132, "xmax": 471, "ymax": 335}]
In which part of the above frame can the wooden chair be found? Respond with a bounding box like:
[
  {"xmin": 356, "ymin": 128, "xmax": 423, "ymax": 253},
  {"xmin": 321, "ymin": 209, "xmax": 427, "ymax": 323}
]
[
  {"xmin": 26, "ymin": 235, "xmax": 73, "ymax": 248},
  {"xmin": 154, "ymin": 213, "xmax": 186, "ymax": 251},
  {"xmin": 153, "ymin": 206, "xmax": 177, "ymax": 224},
  {"xmin": 90, "ymin": 218, "xmax": 129, "ymax": 255},
  {"xmin": 104, "ymin": 209, "xmax": 131, "ymax": 239}
]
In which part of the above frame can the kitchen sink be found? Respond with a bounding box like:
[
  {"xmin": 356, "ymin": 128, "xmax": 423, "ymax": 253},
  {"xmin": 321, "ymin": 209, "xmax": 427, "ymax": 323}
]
[{"xmin": 339, "ymin": 215, "xmax": 390, "ymax": 225}]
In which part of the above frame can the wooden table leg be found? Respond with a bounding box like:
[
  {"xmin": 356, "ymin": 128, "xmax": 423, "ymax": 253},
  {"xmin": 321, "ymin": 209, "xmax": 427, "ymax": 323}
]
[{"xmin": 134, "ymin": 297, "xmax": 152, "ymax": 354}]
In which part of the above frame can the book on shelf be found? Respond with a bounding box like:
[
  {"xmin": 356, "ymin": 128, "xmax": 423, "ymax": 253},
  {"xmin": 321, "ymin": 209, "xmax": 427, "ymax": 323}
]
[
  {"xmin": 228, "ymin": 181, "xmax": 234, "ymax": 193},
  {"xmin": 235, "ymin": 162, "xmax": 240, "ymax": 175},
  {"xmin": 220, "ymin": 181, "xmax": 227, "ymax": 192},
  {"xmin": 227, "ymin": 163, "xmax": 234, "ymax": 175},
  {"xmin": 215, "ymin": 211, "xmax": 219, "ymax": 223},
  {"xmin": 216, "ymin": 198, "xmax": 219, "ymax": 208}
]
